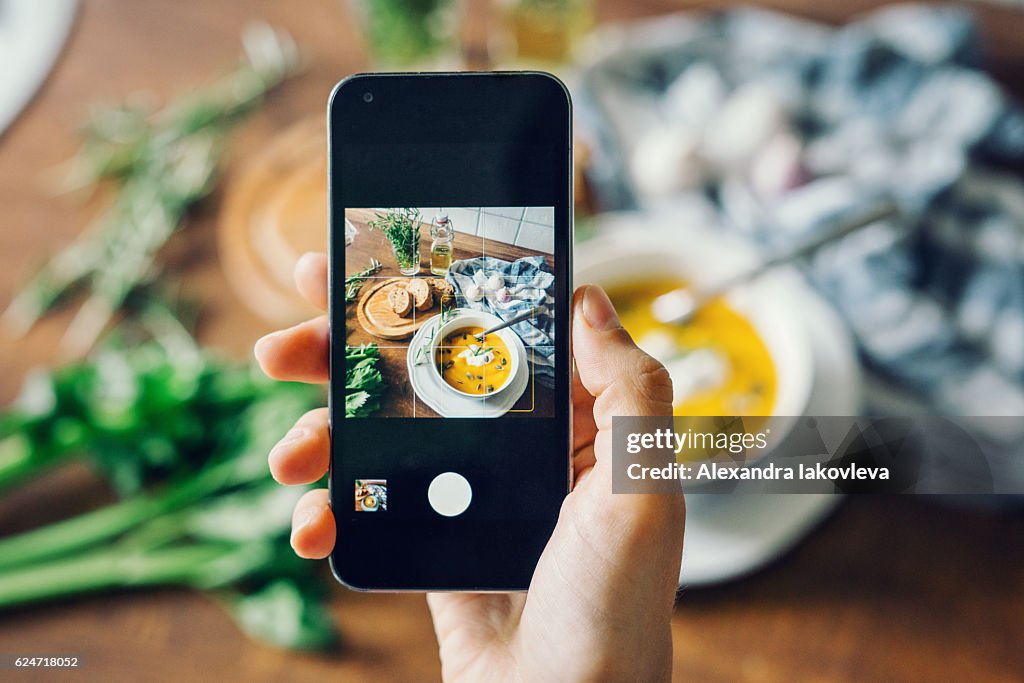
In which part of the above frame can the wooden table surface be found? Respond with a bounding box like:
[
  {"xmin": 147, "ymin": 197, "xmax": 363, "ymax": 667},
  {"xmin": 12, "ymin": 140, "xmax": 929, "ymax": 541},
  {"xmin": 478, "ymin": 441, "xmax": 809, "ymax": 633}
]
[
  {"xmin": 343, "ymin": 208, "xmax": 554, "ymax": 418},
  {"xmin": 1, "ymin": 1, "xmax": 1023, "ymax": 681}
]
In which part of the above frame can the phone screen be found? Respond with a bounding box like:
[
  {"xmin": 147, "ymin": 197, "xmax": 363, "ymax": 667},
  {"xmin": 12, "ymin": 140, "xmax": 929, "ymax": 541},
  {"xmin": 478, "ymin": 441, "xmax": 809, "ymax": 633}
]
[{"xmin": 329, "ymin": 74, "xmax": 572, "ymax": 590}]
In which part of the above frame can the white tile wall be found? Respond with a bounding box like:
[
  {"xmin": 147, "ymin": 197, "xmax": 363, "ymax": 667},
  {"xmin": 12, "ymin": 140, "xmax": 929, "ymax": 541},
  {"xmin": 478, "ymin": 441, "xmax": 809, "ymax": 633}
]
[
  {"xmin": 415, "ymin": 206, "xmax": 555, "ymax": 254},
  {"xmin": 515, "ymin": 221, "xmax": 555, "ymax": 253}
]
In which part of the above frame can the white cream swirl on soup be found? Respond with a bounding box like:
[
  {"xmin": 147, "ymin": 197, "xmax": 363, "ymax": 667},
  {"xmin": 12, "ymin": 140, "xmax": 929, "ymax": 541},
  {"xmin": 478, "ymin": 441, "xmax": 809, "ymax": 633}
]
[{"xmin": 457, "ymin": 344, "xmax": 495, "ymax": 367}]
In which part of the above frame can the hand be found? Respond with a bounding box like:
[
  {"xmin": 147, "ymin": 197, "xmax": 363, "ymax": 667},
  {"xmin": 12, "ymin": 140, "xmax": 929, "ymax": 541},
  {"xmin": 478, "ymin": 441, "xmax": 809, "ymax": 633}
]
[{"xmin": 255, "ymin": 253, "xmax": 685, "ymax": 682}]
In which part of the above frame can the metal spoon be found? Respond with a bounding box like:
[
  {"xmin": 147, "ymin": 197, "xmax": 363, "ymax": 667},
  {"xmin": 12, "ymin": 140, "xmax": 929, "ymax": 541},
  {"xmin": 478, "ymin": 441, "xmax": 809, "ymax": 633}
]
[
  {"xmin": 474, "ymin": 305, "xmax": 548, "ymax": 342},
  {"xmin": 651, "ymin": 199, "xmax": 900, "ymax": 325}
]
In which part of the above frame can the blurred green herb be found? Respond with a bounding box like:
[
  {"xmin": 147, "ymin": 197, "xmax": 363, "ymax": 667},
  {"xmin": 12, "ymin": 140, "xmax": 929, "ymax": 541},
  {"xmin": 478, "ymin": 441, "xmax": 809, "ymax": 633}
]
[
  {"xmin": 0, "ymin": 327, "xmax": 340, "ymax": 650},
  {"xmin": 369, "ymin": 208, "xmax": 421, "ymax": 272},
  {"xmin": 344, "ymin": 258, "xmax": 383, "ymax": 303},
  {"xmin": 355, "ymin": 0, "xmax": 456, "ymax": 67},
  {"xmin": 0, "ymin": 24, "xmax": 302, "ymax": 356}
]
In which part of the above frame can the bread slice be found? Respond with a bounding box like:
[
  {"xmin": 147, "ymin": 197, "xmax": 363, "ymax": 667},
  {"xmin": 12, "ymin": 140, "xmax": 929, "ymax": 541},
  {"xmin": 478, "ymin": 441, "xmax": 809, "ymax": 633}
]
[
  {"xmin": 388, "ymin": 286, "xmax": 413, "ymax": 317},
  {"xmin": 429, "ymin": 278, "xmax": 455, "ymax": 298},
  {"xmin": 429, "ymin": 278, "xmax": 455, "ymax": 308},
  {"xmin": 406, "ymin": 278, "xmax": 433, "ymax": 311}
]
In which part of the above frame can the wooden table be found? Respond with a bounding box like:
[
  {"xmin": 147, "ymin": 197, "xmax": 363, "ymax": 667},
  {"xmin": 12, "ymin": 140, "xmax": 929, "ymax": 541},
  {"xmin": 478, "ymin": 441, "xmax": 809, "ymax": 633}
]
[
  {"xmin": 1, "ymin": 1, "xmax": 1023, "ymax": 682},
  {"xmin": 343, "ymin": 209, "xmax": 554, "ymax": 418}
]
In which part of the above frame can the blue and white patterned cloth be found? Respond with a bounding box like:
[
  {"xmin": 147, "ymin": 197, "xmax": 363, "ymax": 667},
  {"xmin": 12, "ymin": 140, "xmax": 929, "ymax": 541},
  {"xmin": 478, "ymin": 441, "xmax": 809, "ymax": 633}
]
[
  {"xmin": 576, "ymin": 4, "xmax": 1024, "ymax": 431},
  {"xmin": 447, "ymin": 256, "xmax": 556, "ymax": 385}
]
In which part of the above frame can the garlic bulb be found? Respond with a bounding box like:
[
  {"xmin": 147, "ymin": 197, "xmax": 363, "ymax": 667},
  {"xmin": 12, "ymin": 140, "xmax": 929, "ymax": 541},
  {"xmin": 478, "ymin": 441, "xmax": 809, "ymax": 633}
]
[
  {"xmin": 631, "ymin": 125, "xmax": 703, "ymax": 198},
  {"xmin": 485, "ymin": 273, "xmax": 505, "ymax": 292},
  {"xmin": 464, "ymin": 284, "xmax": 483, "ymax": 302}
]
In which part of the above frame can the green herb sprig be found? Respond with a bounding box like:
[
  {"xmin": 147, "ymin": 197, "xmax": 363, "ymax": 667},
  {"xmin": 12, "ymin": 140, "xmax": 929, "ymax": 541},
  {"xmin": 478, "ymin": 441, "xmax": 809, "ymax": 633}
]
[
  {"xmin": 344, "ymin": 258, "xmax": 383, "ymax": 303},
  {"xmin": 414, "ymin": 305, "xmax": 457, "ymax": 365},
  {"xmin": 0, "ymin": 24, "xmax": 302, "ymax": 356}
]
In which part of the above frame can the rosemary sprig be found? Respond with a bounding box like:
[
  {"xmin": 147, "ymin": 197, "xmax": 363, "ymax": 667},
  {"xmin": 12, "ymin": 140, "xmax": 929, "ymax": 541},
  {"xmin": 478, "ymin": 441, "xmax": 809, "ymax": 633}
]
[
  {"xmin": 414, "ymin": 305, "xmax": 457, "ymax": 365},
  {"xmin": 1, "ymin": 24, "xmax": 302, "ymax": 355},
  {"xmin": 344, "ymin": 258, "xmax": 383, "ymax": 303}
]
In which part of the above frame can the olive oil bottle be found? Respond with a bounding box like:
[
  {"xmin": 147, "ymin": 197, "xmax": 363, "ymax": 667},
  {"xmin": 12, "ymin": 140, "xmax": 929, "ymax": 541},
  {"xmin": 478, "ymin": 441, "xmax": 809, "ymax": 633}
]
[{"xmin": 430, "ymin": 213, "xmax": 454, "ymax": 276}]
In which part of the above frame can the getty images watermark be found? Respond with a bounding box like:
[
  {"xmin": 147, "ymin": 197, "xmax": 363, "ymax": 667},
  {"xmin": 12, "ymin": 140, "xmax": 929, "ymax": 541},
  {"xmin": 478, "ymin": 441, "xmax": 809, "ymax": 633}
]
[{"xmin": 611, "ymin": 416, "xmax": 1024, "ymax": 494}]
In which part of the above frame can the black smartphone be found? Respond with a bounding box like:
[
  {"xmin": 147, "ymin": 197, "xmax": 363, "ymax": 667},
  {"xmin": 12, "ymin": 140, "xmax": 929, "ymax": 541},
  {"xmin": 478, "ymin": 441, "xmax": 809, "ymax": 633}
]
[{"xmin": 328, "ymin": 73, "xmax": 572, "ymax": 591}]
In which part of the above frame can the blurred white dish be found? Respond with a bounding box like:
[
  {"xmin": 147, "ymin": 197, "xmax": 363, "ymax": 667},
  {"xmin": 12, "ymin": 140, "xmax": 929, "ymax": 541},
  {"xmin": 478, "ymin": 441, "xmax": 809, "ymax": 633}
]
[
  {"xmin": 576, "ymin": 227, "xmax": 815, "ymax": 457},
  {"xmin": 578, "ymin": 213, "xmax": 861, "ymax": 586},
  {"xmin": 0, "ymin": 0, "xmax": 77, "ymax": 136},
  {"xmin": 680, "ymin": 282, "xmax": 860, "ymax": 586}
]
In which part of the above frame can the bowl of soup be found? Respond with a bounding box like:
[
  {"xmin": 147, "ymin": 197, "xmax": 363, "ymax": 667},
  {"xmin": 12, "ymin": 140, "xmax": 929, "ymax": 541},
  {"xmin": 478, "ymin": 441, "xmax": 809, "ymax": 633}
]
[
  {"xmin": 431, "ymin": 311, "xmax": 522, "ymax": 398},
  {"xmin": 576, "ymin": 222, "xmax": 815, "ymax": 461}
]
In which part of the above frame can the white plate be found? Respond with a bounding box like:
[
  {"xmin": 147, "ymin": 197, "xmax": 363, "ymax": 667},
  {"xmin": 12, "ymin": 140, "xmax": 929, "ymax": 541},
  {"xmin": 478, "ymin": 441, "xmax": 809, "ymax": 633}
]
[{"xmin": 406, "ymin": 310, "xmax": 531, "ymax": 418}]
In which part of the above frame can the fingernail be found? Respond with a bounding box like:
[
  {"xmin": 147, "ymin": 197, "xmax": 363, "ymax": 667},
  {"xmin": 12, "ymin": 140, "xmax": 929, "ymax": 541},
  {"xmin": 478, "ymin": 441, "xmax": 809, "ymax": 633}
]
[
  {"xmin": 294, "ymin": 505, "xmax": 321, "ymax": 531},
  {"xmin": 270, "ymin": 428, "xmax": 308, "ymax": 457},
  {"xmin": 296, "ymin": 252, "xmax": 319, "ymax": 270},
  {"xmin": 581, "ymin": 286, "xmax": 621, "ymax": 331},
  {"xmin": 253, "ymin": 330, "xmax": 282, "ymax": 360},
  {"xmin": 291, "ymin": 505, "xmax": 323, "ymax": 551}
]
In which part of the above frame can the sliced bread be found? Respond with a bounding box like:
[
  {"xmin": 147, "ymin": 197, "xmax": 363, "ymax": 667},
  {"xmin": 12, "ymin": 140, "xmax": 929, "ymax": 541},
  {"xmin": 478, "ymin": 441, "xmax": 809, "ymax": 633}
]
[
  {"xmin": 388, "ymin": 286, "xmax": 414, "ymax": 317},
  {"xmin": 429, "ymin": 278, "xmax": 456, "ymax": 308},
  {"xmin": 406, "ymin": 278, "xmax": 433, "ymax": 311}
]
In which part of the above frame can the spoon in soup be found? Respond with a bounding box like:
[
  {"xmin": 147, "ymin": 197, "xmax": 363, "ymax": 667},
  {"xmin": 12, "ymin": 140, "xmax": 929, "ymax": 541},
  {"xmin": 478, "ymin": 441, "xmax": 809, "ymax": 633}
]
[
  {"xmin": 474, "ymin": 305, "xmax": 548, "ymax": 342},
  {"xmin": 651, "ymin": 199, "xmax": 900, "ymax": 325}
]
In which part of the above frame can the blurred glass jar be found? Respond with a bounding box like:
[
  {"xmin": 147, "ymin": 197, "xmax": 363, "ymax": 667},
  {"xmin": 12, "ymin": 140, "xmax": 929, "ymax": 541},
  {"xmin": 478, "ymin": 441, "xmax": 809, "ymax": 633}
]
[
  {"xmin": 494, "ymin": 0, "xmax": 592, "ymax": 65},
  {"xmin": 347, "ymin": 0, "xmax": 465, "ymax": 70}
]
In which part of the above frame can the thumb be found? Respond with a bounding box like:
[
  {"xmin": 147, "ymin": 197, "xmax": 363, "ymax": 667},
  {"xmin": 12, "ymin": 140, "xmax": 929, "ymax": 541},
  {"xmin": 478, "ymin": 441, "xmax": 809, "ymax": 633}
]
[
  {"xmin": 572, "ymin": 285, "xmax": 674, "ymax": 433},
  {"xmin": 516, "ymin": 288, "xmax": 682, "ymax": 680}
]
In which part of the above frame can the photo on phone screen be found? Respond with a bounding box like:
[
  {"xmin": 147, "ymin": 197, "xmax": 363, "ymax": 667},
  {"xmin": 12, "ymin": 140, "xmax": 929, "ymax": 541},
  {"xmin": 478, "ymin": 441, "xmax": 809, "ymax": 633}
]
[{"xmin": 344, "ymin": 206, "xmax": 555, "ymax": 419}]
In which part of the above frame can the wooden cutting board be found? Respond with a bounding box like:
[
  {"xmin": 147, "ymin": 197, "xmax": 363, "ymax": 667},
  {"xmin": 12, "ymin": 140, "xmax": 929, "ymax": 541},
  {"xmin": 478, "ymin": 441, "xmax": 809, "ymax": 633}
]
[
  {"xmin": 218, "ymin": 117, "xmax": 327, "ymax": 325},
  {"xmin": 356, "ymin": 277, "xmax": 441, "ymax": 340}
]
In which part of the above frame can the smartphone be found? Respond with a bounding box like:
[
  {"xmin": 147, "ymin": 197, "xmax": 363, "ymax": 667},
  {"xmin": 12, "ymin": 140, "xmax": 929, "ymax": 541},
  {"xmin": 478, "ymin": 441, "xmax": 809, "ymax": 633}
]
[{"xmin": 327, "ymin": 73, "xmax": 573, "ymax": 590}]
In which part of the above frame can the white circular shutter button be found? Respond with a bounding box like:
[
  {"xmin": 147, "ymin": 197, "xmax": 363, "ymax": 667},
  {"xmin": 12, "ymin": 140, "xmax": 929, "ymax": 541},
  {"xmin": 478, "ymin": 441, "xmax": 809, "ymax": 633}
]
[{"xmin": 427, "ymin": 472, "xmax": 472, "ymax": 517}]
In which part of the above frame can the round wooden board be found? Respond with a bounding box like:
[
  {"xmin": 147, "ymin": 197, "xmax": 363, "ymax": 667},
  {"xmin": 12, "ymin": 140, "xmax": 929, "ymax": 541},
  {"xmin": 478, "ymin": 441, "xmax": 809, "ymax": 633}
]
[
  {"xmin": 355, "ymin": 277, "xmax": 440, "ymax": 340},
  {"xmin": 218, "ymin": 116, "xmax": 327, "ymax": 325}
]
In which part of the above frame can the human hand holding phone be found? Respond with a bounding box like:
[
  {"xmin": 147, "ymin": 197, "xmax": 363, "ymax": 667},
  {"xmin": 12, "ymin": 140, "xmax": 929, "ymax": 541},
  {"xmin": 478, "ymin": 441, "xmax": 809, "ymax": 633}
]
[{"xmin": 255, "ymin": 253, "xmax": 685, "ymax": 681}]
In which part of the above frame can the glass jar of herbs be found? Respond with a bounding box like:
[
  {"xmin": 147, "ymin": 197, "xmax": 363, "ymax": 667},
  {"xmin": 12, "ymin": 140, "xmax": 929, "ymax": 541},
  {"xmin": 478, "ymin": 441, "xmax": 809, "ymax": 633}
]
[{"xmin": 369, "ymin": 208, "xmax": 421, "ymax": 276}]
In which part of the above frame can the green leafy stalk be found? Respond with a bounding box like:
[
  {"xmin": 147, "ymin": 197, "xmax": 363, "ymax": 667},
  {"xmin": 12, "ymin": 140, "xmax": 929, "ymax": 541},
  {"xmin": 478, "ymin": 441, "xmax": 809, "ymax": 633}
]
[
  {"xmin": 0, "ymin": 369, "xmax": 317, "ymax": 568},
  {"xmin": 345, "ymin": 344, "xmax": 385, "ymax": 417},
  {"xmin": 217, "ymin": 580, "xmax": 338, "ymax": 651},
  {"xmin": 0, "ymin": 541, "xmax": 273, "ymax": 609},
  {"xmin": 0, "ymin": 346, "xmax": 335, "ymax": 648}
]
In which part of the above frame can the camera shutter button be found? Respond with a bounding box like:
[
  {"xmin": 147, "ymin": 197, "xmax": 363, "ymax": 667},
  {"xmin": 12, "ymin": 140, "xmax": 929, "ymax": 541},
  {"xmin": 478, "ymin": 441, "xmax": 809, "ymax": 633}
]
[{"xmin": 427, "ymin": 472, "xmax": 472, "ymax": 517}]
